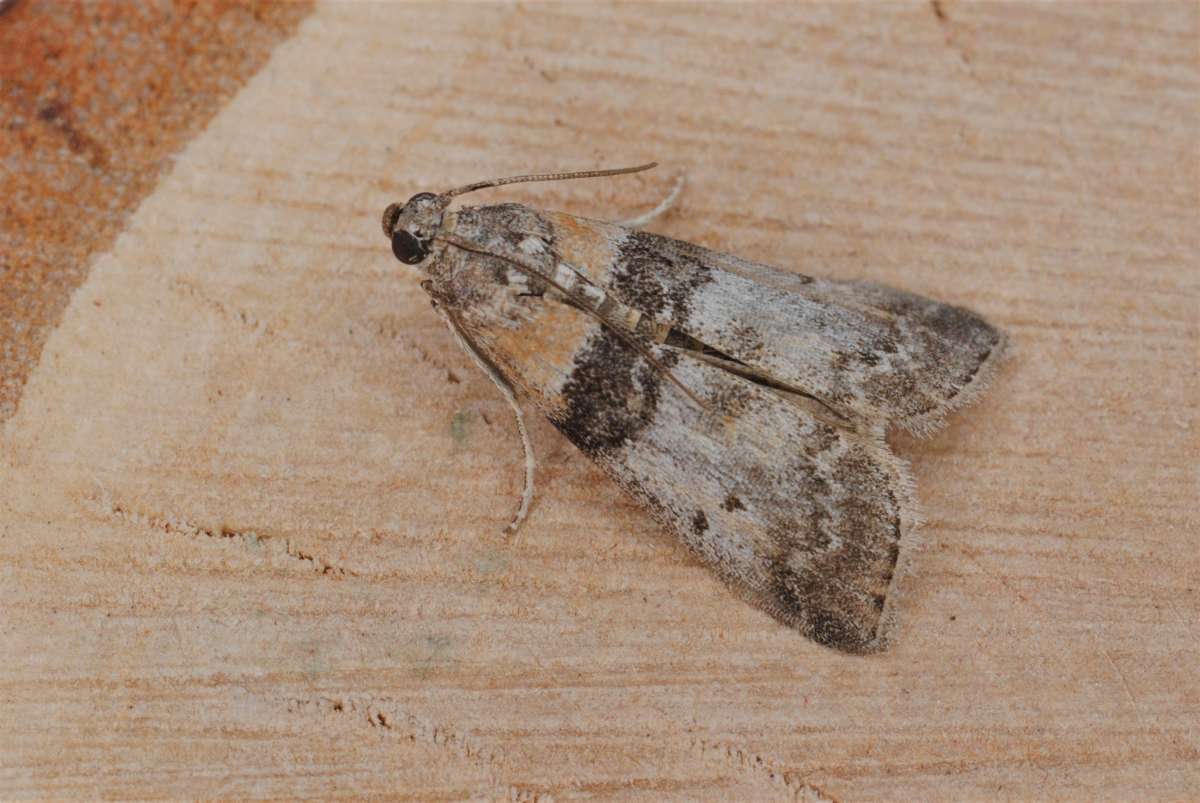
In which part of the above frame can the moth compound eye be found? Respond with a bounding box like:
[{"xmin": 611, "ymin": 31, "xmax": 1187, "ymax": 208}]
[{"xmin": 392, "ymin": 229, "xmax": 430, "ymax": 264}]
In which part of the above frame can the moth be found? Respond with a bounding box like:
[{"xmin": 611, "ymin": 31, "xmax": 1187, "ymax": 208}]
[{"xmin": 381, "ymin": 163, "xmax": 1006, "ymax": 653}]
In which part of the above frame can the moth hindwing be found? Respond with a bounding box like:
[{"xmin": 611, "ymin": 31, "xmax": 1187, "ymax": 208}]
[{"xmin": 381, "ymin": 167, "xmax": 1007, "ymax": 653}]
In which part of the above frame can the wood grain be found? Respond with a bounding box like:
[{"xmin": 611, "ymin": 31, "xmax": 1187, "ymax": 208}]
[{"xmin": 1, "ymin": 3, "xmax": 1196, "ymax": 799}]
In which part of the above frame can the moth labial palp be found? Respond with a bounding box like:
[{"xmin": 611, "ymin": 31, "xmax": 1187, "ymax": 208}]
[{"xmin": 379, "ymin": 162, "xmax": 1008, "ymax": 654}]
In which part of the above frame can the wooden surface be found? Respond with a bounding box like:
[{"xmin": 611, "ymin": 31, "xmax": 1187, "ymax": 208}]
[
  {"xmin": 0, "ymin": 0, "xmax": 311, "ymax": 421},
  {"xmin": 2, "ymin": 3, "xmax": 1197, "ymax": 799}
]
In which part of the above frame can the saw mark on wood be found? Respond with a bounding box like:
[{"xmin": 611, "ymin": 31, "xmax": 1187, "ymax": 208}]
[
  {"xmin": 283, "ymin": 538, "xmax": 352, "ymax": 577},
  {"xmin": 929, "ymin": 0, "xmax": 975, "ymax": 73},
  {"xmin": 286, "ymin": 695, "xmax": 554, "ymax": 801},
  {"xmin": 373, "ymin": 313, "xmax": 464, "ymax": 385},
  {"xmin": 96, "ymin": 498, "xmax": 354, "ymax": 577},
  {"xmin": 692, "ymin": 737, "xmax": 837, "ymax": 802},
  {"xmin": 172, "ymin": 279, "xmax": 280, "ymax": 339}
]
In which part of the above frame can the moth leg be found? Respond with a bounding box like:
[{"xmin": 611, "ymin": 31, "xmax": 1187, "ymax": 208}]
[
  {"xmin": 614, "ymin": 172, "xmax": 685, "ymax": 229},
  {"xmin": 435, "ymin": 305, "xmax": 536, "ymax": 534}
]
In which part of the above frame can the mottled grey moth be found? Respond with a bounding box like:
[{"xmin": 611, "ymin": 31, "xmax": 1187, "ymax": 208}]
[{"xmin": 381, "ymin": 163, "xmax": 1007, "ymax": 653}]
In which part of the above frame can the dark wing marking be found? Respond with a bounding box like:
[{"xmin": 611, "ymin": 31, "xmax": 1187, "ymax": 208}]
[
  {"xmin": 606, "ymin": 229, "xmax": 1007, "ymax": 435},
  {"xmin": 545, "ymin": 322, "xmax": 914, "ymax": 653}
]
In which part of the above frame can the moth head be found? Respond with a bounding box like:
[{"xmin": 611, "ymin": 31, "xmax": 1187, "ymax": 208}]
[{"xmin": 381, "ymin": 192, "xmax": 450, "ymax": 266}]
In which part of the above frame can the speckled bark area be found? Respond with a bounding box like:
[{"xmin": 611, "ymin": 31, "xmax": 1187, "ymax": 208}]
[{"xmin": 0, "ymin": 0, "xmax": 312, "ymax": 421}]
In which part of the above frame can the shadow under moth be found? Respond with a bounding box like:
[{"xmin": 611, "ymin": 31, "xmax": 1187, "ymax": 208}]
[{"xmin": 381, "ymin": 163, "xmax": 1007, "ymax": 653}]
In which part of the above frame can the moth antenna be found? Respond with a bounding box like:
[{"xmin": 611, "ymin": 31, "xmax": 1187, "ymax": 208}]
[
  {"xmin": 446, "ymin": 162, "xmax": 657, "ymax": 198},
  {"xmin": 435, "ymin": 305, "xmax": 536, "ymax": 534},
  {"xmin": 438, "ymin": 233, "xmax": 711, "ymax": 414}
]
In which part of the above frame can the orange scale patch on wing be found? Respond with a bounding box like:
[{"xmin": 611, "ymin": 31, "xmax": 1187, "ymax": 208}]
[
  {"xmin": 543, "ymin": 211, "xmax": 626, "ymax": 285},
  {"xmin": 484, "ymin": 300, "xmax": 597, "ymax": 415}
]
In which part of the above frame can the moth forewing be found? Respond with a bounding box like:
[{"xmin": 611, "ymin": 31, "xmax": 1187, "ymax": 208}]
[{"xmin": 381, "ymin": 168, "xmax": 1007, "ymax": 653}]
